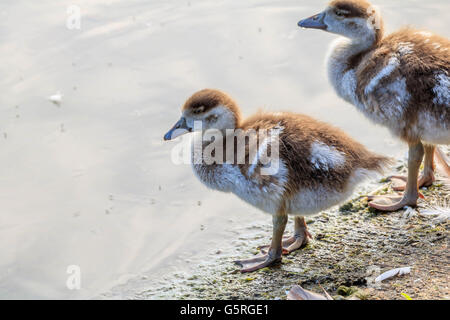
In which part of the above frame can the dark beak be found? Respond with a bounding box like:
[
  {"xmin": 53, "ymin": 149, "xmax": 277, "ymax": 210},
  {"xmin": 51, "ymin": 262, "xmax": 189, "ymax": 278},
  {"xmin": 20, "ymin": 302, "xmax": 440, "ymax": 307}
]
[
  {"xmin": 298, "ymin": 12, "xmax": 327, "ymax": 30},
  {"xmin": 164, "ymin": 117, "xmax": 192, "ymax": 141}
]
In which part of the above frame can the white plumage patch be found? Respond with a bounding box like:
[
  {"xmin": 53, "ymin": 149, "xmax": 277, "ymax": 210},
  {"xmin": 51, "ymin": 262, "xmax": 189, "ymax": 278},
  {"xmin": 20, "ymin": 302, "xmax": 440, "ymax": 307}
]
[
  {"xmin": 363, "ymin": 77, "xmax": 410, "ymax": 128},
  {"xmin": 309, "ymin": 142, "xmax": 346, "ymax": 171},
  {"xmin": 432, "ymin": 43, "xmax": 441, "ymax": 50},
  {"xmin": 327, "ymin": 38, "xmax": 365, "ymax": 110},
  {"xmin": 288, "ymin": 185, "xmax": 346, "ymax": 216},
  {"xmin": 418, "ymin": 110, "xmax": 450, "ymax": 145},
  {"xmin": 341, "ymin": 69, "xmax": 364, "ymax": 108},
  {"xmin": 397, "ymin": 42, "xmax": 414, "ymax": 56},
  {"xmin": 433, "ymin": 73, "xmax": 450, "ymax": 106},
  {"xmin": 415, "ymin": 31, "xmax": 432, "ymax": 37},
  {"xmin": 287, "ymin": 168, "xmax": 380, "ymax": 216},
  {"xmin": 365, "ymin": 56, "xmax": 400, "ymax": 95},
  {"xmin": 193, "ymin": 162, "xmax": 288, "ymax": 214},
  {"xmin": 384, "ymin": 77, "xmax": 411, "ymax": 111}
]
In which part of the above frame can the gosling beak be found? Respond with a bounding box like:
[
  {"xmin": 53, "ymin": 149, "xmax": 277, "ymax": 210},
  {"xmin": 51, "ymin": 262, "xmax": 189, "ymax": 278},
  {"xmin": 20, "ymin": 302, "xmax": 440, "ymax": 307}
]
[
  {"xmin": 298, "ymin": 12, "xmax": 327, "ymax": 30},
  {"xmin": 164, "ymin": 117, "xmax": 192, "ymax": 141}
]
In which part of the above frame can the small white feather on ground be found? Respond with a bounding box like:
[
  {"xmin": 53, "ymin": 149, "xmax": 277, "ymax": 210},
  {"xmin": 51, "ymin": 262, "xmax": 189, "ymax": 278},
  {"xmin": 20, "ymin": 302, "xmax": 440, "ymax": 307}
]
[
  {"xmin": 375, "ymin": 267, "xmax": 411, "ymax": 283},
  {"xmin": 402, "ymin": 206, "xmax": 417, "ymax": 219},
  {"xmin": 420, "ymin": 206, "xmax": 450, "ymax": 223}
]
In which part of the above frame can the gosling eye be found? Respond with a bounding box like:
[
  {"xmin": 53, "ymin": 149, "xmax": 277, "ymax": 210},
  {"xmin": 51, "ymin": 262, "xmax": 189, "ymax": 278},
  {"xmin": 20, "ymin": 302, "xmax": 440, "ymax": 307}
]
[
  {"xmin": 335, "ymin": 10, "xmax": 346, "ymax": 17},
  {"xmin": 206, "ymin": 114, "xmax": 218, "ymax": 122}
]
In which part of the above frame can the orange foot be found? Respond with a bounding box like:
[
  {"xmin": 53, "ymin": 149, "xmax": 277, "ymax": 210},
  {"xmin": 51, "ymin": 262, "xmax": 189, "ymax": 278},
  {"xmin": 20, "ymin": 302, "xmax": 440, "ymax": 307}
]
[
  {"xmin": 389, "ymin": 174, "xmax": 435, "ymax": 191},
  {"xmin": 234, "ymin": 253, "xmax": 282, "ymax": 273},
  {"xmin": 367, "ymin": 194, "xmax": 419, "ymax": 212},
  {"xmin": 258, "ymin": 229, "xmax": 311, "ymax": 255}
]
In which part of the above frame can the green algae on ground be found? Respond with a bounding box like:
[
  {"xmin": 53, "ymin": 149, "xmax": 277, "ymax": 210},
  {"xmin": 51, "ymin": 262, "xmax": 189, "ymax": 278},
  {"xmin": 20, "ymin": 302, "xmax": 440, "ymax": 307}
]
[{"xmin": 337, "ymin": 285, "xmax": 358, "ymax": 297}]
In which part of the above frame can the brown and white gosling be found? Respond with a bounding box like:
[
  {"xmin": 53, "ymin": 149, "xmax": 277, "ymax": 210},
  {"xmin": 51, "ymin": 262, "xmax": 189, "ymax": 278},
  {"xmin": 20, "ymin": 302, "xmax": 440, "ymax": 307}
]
[
  {"xmin": 298, "ymin": 0, "xmax": 450, "ymax": 212},
  {"xmin": 164, "ymin": 89, "xmax": 390, "ymax": 272}
]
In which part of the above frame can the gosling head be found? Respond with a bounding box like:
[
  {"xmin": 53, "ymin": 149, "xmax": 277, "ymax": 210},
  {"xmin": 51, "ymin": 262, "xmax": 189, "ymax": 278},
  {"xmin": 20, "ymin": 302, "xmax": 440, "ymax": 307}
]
[
  {"xmin": 298, "ymin": 0, "xmax": 384, "ymax": 43},
  {"xmin": 164, "ymin": 89, "xmax": 242, "ymax": 141}
]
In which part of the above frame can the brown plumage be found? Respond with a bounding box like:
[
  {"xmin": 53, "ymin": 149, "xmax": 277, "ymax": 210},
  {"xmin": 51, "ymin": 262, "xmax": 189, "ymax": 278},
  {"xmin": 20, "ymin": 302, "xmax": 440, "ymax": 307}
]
[
  {"xmin": 182, "ymin": 89, "xmax": 242, "ymax": 127},
  {"xmin": 239, "ymin": 112, "xmax": 389, "ymax": 200},
  {"xmin": 298, "ymin": 0, "xmax": 450, "ymax": 212},
  {"xmin": 329, "ymin": 0, "xmax": 371, "ymax": 18},
  {"xmin": 355, "ymin": 28, "xmax": 450, "ymax": 142}
]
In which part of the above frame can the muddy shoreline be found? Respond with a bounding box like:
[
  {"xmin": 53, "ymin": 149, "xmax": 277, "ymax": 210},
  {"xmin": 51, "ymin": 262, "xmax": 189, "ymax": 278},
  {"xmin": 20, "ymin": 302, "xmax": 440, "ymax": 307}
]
[{"xmin": 105, "ymin": 149, "xmax": 449, "ymax": 300}]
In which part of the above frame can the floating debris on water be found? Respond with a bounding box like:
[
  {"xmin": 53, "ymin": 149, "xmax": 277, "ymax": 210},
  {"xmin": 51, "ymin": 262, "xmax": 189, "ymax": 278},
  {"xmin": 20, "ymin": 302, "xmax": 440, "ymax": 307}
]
[{"xmin": 48, "ymin": 92, "xmax": 63, "ymax": 106}]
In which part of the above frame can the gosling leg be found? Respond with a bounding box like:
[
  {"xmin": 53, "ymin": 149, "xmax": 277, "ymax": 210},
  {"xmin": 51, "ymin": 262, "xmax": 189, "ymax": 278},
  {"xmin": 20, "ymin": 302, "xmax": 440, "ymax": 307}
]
[
  {"xmin": 391, "ymin": 144, "xmax": 435, "ymax": 191},
  {"xmin": 235, "ymin": 211, "xmax": 287, "ymax": 273},
  {"xmin": 368, "ymin": 141, "xmax": 424, "ymax": 211}
]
